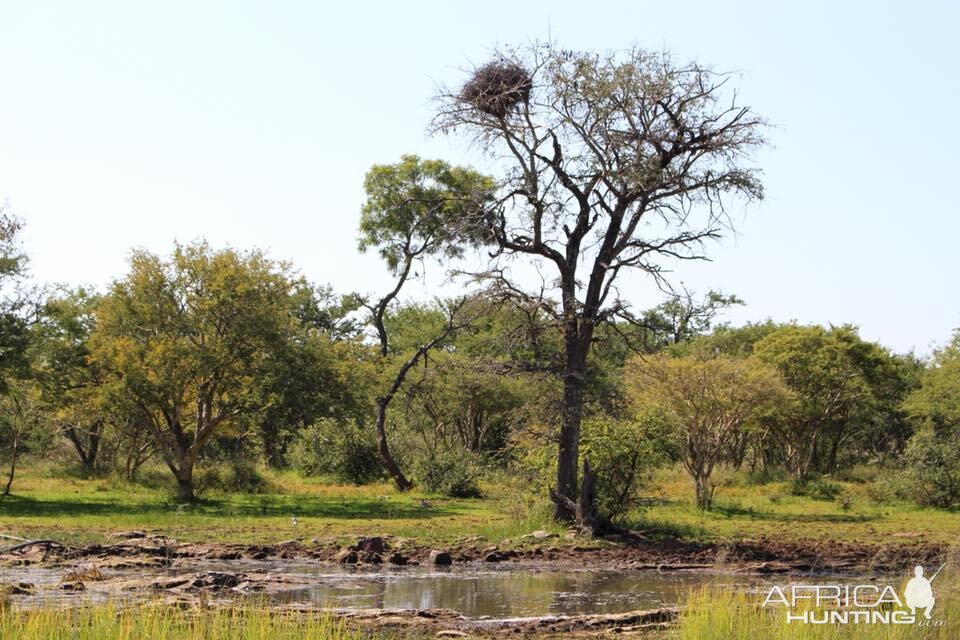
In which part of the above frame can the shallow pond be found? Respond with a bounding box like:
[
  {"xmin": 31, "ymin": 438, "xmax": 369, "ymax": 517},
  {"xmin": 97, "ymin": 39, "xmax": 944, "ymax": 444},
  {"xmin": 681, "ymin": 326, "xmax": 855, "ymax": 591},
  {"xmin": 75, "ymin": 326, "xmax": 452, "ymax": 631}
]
[
  {"xmin": 266, "ymin": 565, "xmax": 764, "ymax": 618},
  {"xmin": 2, "ymin": 560, "xmax": 776, "ymax": 619}
]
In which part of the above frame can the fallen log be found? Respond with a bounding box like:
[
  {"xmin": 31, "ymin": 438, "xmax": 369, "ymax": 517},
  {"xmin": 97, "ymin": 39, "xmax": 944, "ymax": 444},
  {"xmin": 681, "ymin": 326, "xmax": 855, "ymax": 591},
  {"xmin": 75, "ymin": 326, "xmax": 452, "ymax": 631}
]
[{"xmin": 1, "ymin": 539, "xmax": 67, "ymax": 553}]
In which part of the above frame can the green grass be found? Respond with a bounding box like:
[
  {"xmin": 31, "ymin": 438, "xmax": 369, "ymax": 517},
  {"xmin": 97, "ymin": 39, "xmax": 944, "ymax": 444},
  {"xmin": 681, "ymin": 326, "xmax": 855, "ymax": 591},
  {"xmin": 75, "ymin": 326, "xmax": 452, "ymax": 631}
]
[
  {"xmin": 0, "ymin": 603, "xmax": 367, "ymax": 640},
  {"xmin": 631, "ymin": 467, "xmax": 960, "ymax": 547},
  {"xmin": 1, "ymin": 462, "xmax": 958, "ymax": 551},
  {"xmin": 674, "ymin": 575, "xmax": 960, "ymax": 639},
  {"xmin": 0, "ymin": 462, "xmax": 560, "ymax": 547}
]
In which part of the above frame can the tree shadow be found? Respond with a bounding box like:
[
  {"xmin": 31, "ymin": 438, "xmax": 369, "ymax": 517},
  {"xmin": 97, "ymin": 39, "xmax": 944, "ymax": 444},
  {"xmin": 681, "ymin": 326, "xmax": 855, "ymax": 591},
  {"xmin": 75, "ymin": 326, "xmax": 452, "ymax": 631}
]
[{"xmin": 0, "ymin": 493, "xmax": 463, "ymax": 521}]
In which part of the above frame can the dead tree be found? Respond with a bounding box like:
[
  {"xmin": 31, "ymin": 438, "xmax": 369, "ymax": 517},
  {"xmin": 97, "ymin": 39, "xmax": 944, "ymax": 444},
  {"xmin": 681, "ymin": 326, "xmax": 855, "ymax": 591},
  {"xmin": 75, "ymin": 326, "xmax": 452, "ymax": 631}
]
[{"xmin": 434, "ymin": 43, "xmax": 767, "ymax": 521}]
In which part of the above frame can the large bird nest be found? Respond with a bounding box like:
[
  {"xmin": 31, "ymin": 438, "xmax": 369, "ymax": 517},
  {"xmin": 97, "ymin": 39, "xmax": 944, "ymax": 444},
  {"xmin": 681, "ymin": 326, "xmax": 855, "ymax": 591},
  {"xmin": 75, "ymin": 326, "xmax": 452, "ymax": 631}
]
[{"xmin": 460, "ymin": 62, "xmax": 532, "ymax": 118}]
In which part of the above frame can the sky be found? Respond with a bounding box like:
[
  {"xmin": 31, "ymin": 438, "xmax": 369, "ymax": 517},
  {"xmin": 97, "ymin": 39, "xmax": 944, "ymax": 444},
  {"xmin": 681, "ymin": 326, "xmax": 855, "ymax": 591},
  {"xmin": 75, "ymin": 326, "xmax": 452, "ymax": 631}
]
[{"xmin": 0, "ymin": 1, "xmax": 957, "ymax": 355}]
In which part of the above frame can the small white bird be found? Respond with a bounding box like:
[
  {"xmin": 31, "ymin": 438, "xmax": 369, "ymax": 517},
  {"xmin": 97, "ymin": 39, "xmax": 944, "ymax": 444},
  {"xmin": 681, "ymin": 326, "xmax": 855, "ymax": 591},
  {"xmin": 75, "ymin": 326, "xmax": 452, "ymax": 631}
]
[{"xmin": 291, "ymin": 515, "xmax": 298, "ymax": 527}]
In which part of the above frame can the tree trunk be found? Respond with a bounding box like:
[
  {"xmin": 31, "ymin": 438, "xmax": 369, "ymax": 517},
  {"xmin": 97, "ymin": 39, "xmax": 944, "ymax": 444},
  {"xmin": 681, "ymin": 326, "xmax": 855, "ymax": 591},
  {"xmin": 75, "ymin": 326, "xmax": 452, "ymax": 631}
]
[
  {"xmin": 375, "ymin": 400, "xmax": 412, "ymax": 492},
  {"xmin": 550, "ymin": 459, "xmax": 629, "ymax": 538},
  {"xmin": 174, "ymin": 465, "xmax": 195, "ymax": 502},
  {"xmin": 554, "ymin": 333, "xmax": 589, "ymax": 521},
  {"xmin": 3, "ymin": 433, "xmax": 20, "ymax": 497},
  {"xmin": 694, "ymin": 473, "xmax": 712, "ymax": 510}
]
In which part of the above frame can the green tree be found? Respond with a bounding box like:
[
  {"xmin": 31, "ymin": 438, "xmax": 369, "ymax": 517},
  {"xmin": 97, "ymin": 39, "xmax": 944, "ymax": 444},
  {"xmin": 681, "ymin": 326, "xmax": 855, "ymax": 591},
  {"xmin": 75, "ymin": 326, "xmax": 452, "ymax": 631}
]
[
  {"xmin": 899, "ymin": 332, "xmax": 960, "ymax": 508},
  {"xmin": 90, "ymin": 243, "xmax": 299, "ymax": 501},
  {"xmin": 626, "ymin": 353, "xmax": 790, "ymax": 509},
  {"xmin": 358, "ymin": 155, "xmax": 495, "ymax": 490},
  {"xmin": 904, "ymin": 331, "xmax": 960, "ymax": 434},
  {"xmin": 0, "ymin": 380, "xmax": 48, "ymax": 496},
  {"xmin": 434, "ymin": 43, "xmax": 767, "ymax": 520},
  {"xmin": 32, "ymin": 288, "xmax": 115, "ymax": 473},
  {"xmin": 0, "ymin": 209, "xmax": 32, "ymax": 392},
  {"xmin": 753, "ymin": 325, "xmax": 911, "ymax": 477}
]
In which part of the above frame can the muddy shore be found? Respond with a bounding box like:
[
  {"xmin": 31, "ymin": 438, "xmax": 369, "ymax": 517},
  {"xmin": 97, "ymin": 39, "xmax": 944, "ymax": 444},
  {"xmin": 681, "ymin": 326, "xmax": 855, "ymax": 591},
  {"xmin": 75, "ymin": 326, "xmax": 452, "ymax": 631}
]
[{"xmin": 0, "ymin": 532, "xmax": 950, "ymax": 636}]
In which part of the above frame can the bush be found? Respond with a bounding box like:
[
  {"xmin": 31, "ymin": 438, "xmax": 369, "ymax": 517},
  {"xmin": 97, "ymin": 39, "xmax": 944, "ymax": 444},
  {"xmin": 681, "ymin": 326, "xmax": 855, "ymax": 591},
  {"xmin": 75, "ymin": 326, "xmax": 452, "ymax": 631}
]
[
  {"xmin": 197, "ymin": 460, "xmax": 270, "ymax": 494},
  {"xmin": 415, "ymin": 449, "xmax": 482, "ymax": 498},
  {"xmin": 899, "ymin": 430, "xmax": 960, "ymax": 508},
  {"xmin": 580, "ymin": 408, "xmax": 678, "ymax": 519},
  {"xmin": 289, "ymin": 419, "xmax": 385, "ymax": 485},
  {"xmin": 790, "ymin": 476, "xmax": 842, "ymax": 501}
]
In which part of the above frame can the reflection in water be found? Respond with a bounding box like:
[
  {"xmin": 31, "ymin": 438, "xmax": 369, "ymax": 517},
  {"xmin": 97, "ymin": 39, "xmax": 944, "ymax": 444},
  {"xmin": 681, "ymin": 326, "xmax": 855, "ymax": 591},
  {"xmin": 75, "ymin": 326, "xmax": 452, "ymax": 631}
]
[
  {"xmin": 269, "ymin": 567, "xmax": 759, "ymax": 619},
  {"xmin": 0, "ymin": 560, "xmax": 767, "ymax": 619}
]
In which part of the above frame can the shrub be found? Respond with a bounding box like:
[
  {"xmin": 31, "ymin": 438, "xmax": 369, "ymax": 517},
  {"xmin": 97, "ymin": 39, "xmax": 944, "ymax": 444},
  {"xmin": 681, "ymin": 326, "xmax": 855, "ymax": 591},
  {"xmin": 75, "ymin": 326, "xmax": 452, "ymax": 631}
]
[
  {"xmin": 415, "ymin": 449, "xmax": 482, "ymax": 498},
  {"xmin": 579, "ymin": 408, "xmax": 678, "ymax": 519},
  {"xmin": 289, "ymin": 420, "xmax": 385, "ymax": 485},
  {"xmin": 899, "ymin": 430, "xmax": 960, "ymax": 508},
  {"xmin": 790, "ymin": 476, "xmax": 842, "ymax": 501},
  {"xmin": 196, "ymin": 460, "xmax": 269, "ymax": 494}
]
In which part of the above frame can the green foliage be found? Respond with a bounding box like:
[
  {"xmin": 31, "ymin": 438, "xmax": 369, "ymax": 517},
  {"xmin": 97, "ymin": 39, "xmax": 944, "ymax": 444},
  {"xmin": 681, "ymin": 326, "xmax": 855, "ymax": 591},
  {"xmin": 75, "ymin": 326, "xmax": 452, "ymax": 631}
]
[
  {"xmin": 904, "ymin": 331, "xmax": 960, "ymax": 434},
  {"xmin": 289, "ymin": 420, "xmax": 385, "ymax": 485},
  {"xmin": 790, "ymin": 476, "xmax": 843, "ymax": 501},
  {"xmin": 414, "ymin": 448, "xmax": 482, "ymax": 498},
  {"xmin": 358, "ymin": 155, "xmax": 495, "ymax": 274},
  {"xmin": 90, "ymin": 242, "xmax": 308, "ymax": 500},
  {"xmin": 198, "ymin": 460, "xmax": 271, "ymax": 494},
  {"xmin": 580, "ymin": 408, "xmax": 677, "ymax": 518},
  {"xmin": 899, "ymin": 429, "xmax": 960, "ymax": 508},
  {"xmin": 0, "ymin": 381, "xmax": 51, "ymax": 495},
  {"xmin": 0, "ymin": 209, "xmax": 31, "ymax": 393},
  {"xmin": 752, "ymin": 324, "xmax": 914, "ymax": 476},
  {"xmin": 627, "ymin": 353, "xmax": 791, "ymax": 509}
]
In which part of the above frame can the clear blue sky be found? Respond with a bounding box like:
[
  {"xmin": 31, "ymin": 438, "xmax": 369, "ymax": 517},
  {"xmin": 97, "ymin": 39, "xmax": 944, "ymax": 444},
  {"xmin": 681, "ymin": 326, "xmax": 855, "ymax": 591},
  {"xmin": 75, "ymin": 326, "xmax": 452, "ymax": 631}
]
[{"xmin": 1, "ymin": 1, "xmax": 956, "ymax": 355}]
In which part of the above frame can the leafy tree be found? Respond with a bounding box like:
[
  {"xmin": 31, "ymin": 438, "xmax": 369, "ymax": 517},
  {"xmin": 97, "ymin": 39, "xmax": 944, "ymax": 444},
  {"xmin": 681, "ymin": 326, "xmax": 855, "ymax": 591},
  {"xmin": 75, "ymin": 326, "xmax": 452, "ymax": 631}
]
[
  {"xmin": 626, "ymin": 353, "xmax": 790, "ymax": 509},
  {"xmin": 90, "ymin": 243, "xmax": 299, "ymax": 501},
  {"xmin": 0, "ymin": 381, "xmax": 48, "ymax": 496},
  {"xmin": 255, "ymin": 284, "xmax": 367, "ymax": 467},
  {"xmin": 31, "ymin": 288, "xmax": 114, "ymax": 473},
  {"xmin": 579, "ymin": 408, "xmax": 678, "ymax": 518},
  {"xmin": 357, "ymin": 155, "xmax": 495, "ymax": 490},
  {"xmin": 0, "ymin": 209, "xmax": 32, "ymax": 392},
  {"xmin": 434, "ymin": 43, "xmax": 767, "ymax": 520},
  {"xmin": 898, "ymin": 332, "xmax": 960, "ymax": 507},
  {"xmin": 752, "ymin": 325, "xmax": 910, "ymax": 477},
  {"xmin": 904, "ymin": 331, "xmax": 960, "ymax": 435}
]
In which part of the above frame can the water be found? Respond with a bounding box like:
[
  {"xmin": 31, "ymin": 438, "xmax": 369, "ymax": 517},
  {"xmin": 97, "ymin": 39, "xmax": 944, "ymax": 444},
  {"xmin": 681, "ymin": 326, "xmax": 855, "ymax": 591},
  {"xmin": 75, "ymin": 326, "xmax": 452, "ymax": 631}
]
[
  {"xmin": 0, "ymin": 561, "xmax": 768, "ymax": 619},
  {"xmin": 265, "ymin": 564, "xmax": 762, "ymax": 618}
]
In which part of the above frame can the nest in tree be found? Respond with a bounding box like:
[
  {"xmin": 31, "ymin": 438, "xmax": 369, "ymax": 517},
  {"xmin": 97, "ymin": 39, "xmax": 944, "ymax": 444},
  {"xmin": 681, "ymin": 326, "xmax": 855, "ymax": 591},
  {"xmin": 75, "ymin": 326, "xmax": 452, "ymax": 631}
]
[{"xmin": 460, "ymin": 62, "xmax": 532, "ymax": 118}]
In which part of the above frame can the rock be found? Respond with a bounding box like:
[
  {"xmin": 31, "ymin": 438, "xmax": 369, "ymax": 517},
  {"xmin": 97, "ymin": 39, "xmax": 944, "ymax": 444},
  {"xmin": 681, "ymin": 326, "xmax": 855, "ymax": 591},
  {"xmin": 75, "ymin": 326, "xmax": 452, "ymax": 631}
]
[
  {"xmin": 59, "ymin": 581, "xmax": 86, "ymax": 591},
  {"xmin": 110, "ymin": 530, "xmax": 146, "ymax": 540},
  {"xmin": 359, "ymin": 552, "xmax": 382, "ymax": 564},
  {"xmin": 191, "ymin": 572, "xmax": 239, "ymax": 590},
  {"xmin": 522, "ymin": 530, "xmax": 558, "ymax": 540},
  {"xmin": 427, "ymin": 550, "xmax": 452, "ymax": 566},
  {"xmin": 484, "ymin": 551, "xmax": 505, "ymax": 562},
  {"xmin": 149, "ymin": 577, "xmax": 190, "ymax": 590},
  {"xmin": 356, "ymin": 536, "xmax": 385, "ymax": 554},
  {"xmin": 387, "ymin": 552, "xmax": 408, "ymax": 566},
  {"xmin": 1, "ymin": 582, "xmax": 34, "ymax": 595},
  {"xmin": 335, "ymin": 549, "xmax": 358, "ymax": 564}
]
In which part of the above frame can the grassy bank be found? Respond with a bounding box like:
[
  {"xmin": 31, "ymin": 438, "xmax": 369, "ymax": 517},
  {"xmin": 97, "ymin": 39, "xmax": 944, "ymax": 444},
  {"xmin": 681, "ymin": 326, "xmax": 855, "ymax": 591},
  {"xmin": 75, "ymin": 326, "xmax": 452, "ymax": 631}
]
[
  {"xmin": 0, "ymin": 604, "xmax": 366, "ymax": 640},
  {"xmin": 0, "ymin": 462, "xmax": 958, "ymax": 549},
  {"xmin": 675, "ymin": 575, "xmax": 959, "ymax": 639}
]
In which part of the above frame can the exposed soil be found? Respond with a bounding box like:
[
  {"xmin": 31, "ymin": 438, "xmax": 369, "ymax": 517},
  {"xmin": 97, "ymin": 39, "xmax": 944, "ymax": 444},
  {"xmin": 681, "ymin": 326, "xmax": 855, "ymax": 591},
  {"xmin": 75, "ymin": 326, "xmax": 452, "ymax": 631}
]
[
  {"xmin": 0, "ymin": 531, "xmax": 952, "ymax": 636},
  {"xmin": 6, "ymin": 529, "xmax": 941, "ymax": 574}
]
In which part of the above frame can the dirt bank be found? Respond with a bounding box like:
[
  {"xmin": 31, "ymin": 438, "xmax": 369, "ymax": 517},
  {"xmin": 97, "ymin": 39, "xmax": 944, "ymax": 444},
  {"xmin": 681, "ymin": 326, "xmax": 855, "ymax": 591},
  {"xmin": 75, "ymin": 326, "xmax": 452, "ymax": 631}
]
[{"xmin": 0, "ymin": 529, "xmax": 949, "ymax": 575}]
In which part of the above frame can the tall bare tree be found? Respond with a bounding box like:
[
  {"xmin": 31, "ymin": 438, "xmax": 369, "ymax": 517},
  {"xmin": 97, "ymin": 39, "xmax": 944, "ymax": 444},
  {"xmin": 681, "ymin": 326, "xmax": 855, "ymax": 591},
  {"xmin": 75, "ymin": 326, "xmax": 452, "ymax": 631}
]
[{"xmin": 434, "ymin": 43, "xmax": 767, "ymax": 520}]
